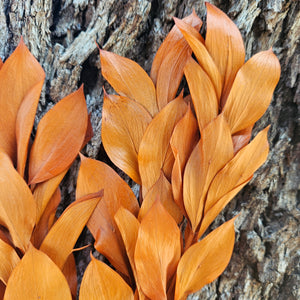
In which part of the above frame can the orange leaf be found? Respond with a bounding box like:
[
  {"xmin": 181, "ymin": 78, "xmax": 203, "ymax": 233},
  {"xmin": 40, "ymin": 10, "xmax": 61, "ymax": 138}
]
[
  {"xmin": 184, "ymin": 57, "xmax": 219, "ymax": 130},
  {"xmin": 0, "ymin": 152, "xmax": 36, "ymax": 252},
  {"xmin": 100, "ymin": 50, "xmax": 158, "ymax": 116},
  {"xmin": 40, "ymin": 190, "xmax": 103, "ymax": 269},
  {"xmin": 62, "ymin": 254, "xmax": 77, "ymax": 300},
  {"xmin": 4, "ymin": 245, "xmax": 72, "ymax": 300},
  {"xmin": 76, "ymin": 155, "xmax": 139, "ymax": 278},
  {"xmin": 0, "ymin": 57, "xmax": 3, "ymax": 69},
  {"xmin": 102, "ymin": 93, "xmax": 152, "ymax": 184},
  {"xmin": 79, "ymin": 254, "xmax": 134, "ymax": 300},
  {"xmin": 174, "ymin": 17, "xmax": 222, "ymax": 100},
  {"xmin": 0, "ymin": 239, "xmax": 20, "ymax": 284},
  {"xmin": 135, "ymin": 200, "xmax": 181, "ymax": 300},
  {"xmin": 139, "ymin": 172, "xmax": 182, "ymax": 224},
  {"xmin": 151, "ymin": 11, "xmax": 202, "ymax": 85},
  {"xmin": 175, "ymin": 217, "xmax": 237, "ymax": 300},
  {"xmin": 81, "ymin": 112, "xmax": 94, "ymax": 149},
  {"xmin": 232, "ymin": 125, "xmax": 253, "ymax": 154},
  {"xmin": 222, "ymin": 49, "xmax": 280, "ymax": 134},
  {"xmin": 33, "ymin": 170, "xmax": 67, "ymax": 224},
  {"xmin": 138, "ymin": 95, "xmax": 187, "ymax": 196},
  {"xmin": 183, "ymin": 116, "xmax": 233, "ymax": 232},
  {"xmin": 31, "ymin": 188, "xmax": 61, "ymax": 248},
  {"xmin": 28, "ymin": 86, "xmax": 88, "ymax": 184},
  {"xmin": 0, "ymin": 38, "xmax": 44, "ymax": 163},
  {"xmin": 204, "ymin": 126, "xmax": 270, "ymax": 214},
  {"xmin": 16, "ymin": 79, "xmax": 45, "ymax": 177},
  {"xmin": 114, "ymin": 207, "xmax": 147, "ymax": 299},
  {"xmin": 205, "ymin": 3, "xmax": 245, "ymax": 107}
]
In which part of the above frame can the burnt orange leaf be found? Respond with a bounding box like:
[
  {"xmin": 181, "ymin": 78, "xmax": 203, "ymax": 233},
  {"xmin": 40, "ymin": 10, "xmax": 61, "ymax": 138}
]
[
  {"xmin": 79, "ymin": 254, "xmax": 134, "ymax": 300},
  {"xmin": 28, "ymin": 86, "xmax": 88, "ymax": 184},
  {"xmin": 76, "ymin": 155, "xmax": 139, "ymax": 278},
  {"xmin": 0, "ymin": 38, "xmax": 44, "ymax": 163},
  {"xmin": 4, "ymin": 245, "xmax": 72, "ymax": 300},
  {"xmin": 183, "ymin": 116, "xmax": 233, "ymax": 232},
  {"xmin": 170, "ymin": 105, "xmax": 198, "ymax": 215},
  {"xmin": 62, "ymin": 254, "xmax": 77, "ymax": 300},
  {"xmin": 204, "ymin": 126, "xmax": 270, "ymax": 214},
  {"xmin": 16, "ymin": 79, "xmax": 45, "ymax": 177},
  {"xmin": 174, "ymin": 17, "xmax": 222, "ymax": 100},
  {"xmin": 40, "ymin": 190, "xmax": 103, "ymax": 269},
  {"xmin": 0, "ymin": 152, "xmax": 36, "ymax": 252},
  {"xmin": 0, "ymin": 239, "xmax": 20, "ymax": 284},
  {"xmin": 222, "ymin": 49, "xmax": 281, "ymax": 134},
  {"xmin": 100, "ymin": 50, "xmax": 158, "ymax": 116},
  {"xmin": 0, "ymin": 57, "xmax": 3, "ymax": 69},
  {"xmin": 151, "ymin": 11, "xmax": 202, "ymax": 85},
  {"xmin": 135, "ymin": 200, "xmax": 181, "ymax": 300},
  {"xmin": 31, "ymin": 188, "xmax": 61, "ymax": 248},
  {"xmin": 184, "ymin": 57, "xmax": 219, "ymax": 130},
  {"xmin": 205, "ymin": 2, "xmax": 245, "ymax": 107},
  {"xmin": 139, "ymin": 172, "xmax": 182, "ymax": 224},
  {"xmin": 102, "ymin": 93, "xmax": 152, "ymax": 184},
  {"xmin": 114, "ymin": 207, "xmax": 147, "ymax": 299},
  {"xmin": 33, "ymin": 170, "xmax": 67, "ymax": 224},
  {"xmin": 138, "ymin": 95, "xmax": 187, "ymax": 197},
  {"xmin": 232, "ymin": 125, "xmax": 253, "ymax": 154},
  {"xmin": 174, "ymin": 217, "xmax": 237, "ymax": 300}
]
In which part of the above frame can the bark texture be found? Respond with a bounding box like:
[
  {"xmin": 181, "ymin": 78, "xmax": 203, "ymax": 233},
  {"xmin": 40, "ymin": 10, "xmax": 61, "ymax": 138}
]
[{"xmin": 0, "ymin": 0, "xmax": 299, "ymax": 299}]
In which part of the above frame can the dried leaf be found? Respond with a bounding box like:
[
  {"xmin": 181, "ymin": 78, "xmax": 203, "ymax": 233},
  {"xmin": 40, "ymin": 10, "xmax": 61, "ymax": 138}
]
[
  {"xmin": 100, "ymin": 50, "xmax": 158, "ymax": 116},
  {"xmin": 4, "ymin": 245, "xmax": 72, "ymax": 300},
  {"xmin": 205, "ymin": 2, "xmax": 245, "ymax": 107},
  {"xmin": 151, "ymin": 11, "xmax": 202, "ymax": 84},
  {"xmin": 79, "ymin": 254, "xmax": 134, "ymax": 300},
  {"xmin": 0, "ymin": 152, "xmax": 36, "ymax": 252},
  {"xmin": 174, "ymin": 17, "xmax": 222, "ymax": 100},
  {"xmin": 40, "ymin": 191, "xmax": 103, "ymax": 269},
  {"xmin": 175, "ymin": 217, "xmax": 237, "ymax": 300},
  {"xmin": 138, "ymin": 96, "xmax": 187, "ymax": 196},
  {"xmin": 204, "ymin": 127, "xmax": 270, "ymax": 213},
  {"xmin": 232, "ymin": 125, "xmax": 253, "ymax": 154},
  {"xmin": 16, "ymin": 79, "xmax": 45, "ymax": 177},
  {"xmin": 76, "ymin": 155, "xmax": 139, "ymax": 278},
  {"xmin": 0, "ymin": 57, "xmax": 3, "ymax": 69},
  {"xmin": 62, "ymin": 254, "xmax": 77, "ymax": 300},
  {"xmin": 0, "ymin": 38, "xmax": 44, "ymax": 163},
  {"xmin": 102, "ymin": 93, "xmax": 152, "ymax": 184},
  {"xmin": 222, "ymin": 49, "xmax": 280, "ymax": 134},
  {"xmin": 0, "ymin": 239, "xmax": 20, "ymax": 284},
  {"xmin": 183, "ymin": 116, "xmax": 233, "ymax": 232},
  {"xmin": 28, "ymin": 86, "xmax": 88, "ymax": 184},
  {"xmin": 139, "ymin": 172, "xmax": 182, "ymax": 223},
  {"xmin": 184, "ymin": 57, "xmax": 219, "ymax": 130},
  {"xmin": 135, "ymin": 200, "xmax": 181, "ymax": 300}
]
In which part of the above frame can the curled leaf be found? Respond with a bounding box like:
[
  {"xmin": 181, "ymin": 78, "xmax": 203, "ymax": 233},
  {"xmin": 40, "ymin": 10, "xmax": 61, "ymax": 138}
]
[
  {"xmin": 222, "ymin": 49, "xmax": 280, "ymax": 134},
  {"xmin": 79, "ymin": 254, "xmax": 134, "ymax": 300},
  {"xmin": 135, "ymin": 200, "xmax": 181, "ymax": 300},
  {"xmin": 102, "ymin": 93, "xmax": 152, "ymax": 184},
  {"xmin": 4, "ymin": 245, "xmax": 72, "ymax": 300},
  {"xmin": 0, "ymin": 152, "xmax": 36, "ymax": 252},
  {"xmin": 175, "ymin": 217, "xmax": 237, "ymax": 300},
  {"xmin": 100, "ymin": 50, "xmax": 157, "ymax": 116},
  {"xmin": 40, "ymin": 190, "xmax": 103, "ymax": 269},
  {"xmin": 28, "ymin": 86, "xmax": 88, "ymax": 184}
]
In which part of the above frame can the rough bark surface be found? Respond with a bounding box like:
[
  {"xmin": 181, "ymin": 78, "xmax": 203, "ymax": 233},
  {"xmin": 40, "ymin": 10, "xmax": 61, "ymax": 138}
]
[{"xmin": 0, "ymin": 0, "xmax": 299, "ymax": 299}]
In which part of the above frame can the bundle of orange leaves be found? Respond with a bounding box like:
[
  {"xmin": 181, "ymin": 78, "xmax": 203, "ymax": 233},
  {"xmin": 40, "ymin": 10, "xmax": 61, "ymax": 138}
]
[{"xmin": 0, "ymin": 3, "xmax": 280, "ymax": 300}]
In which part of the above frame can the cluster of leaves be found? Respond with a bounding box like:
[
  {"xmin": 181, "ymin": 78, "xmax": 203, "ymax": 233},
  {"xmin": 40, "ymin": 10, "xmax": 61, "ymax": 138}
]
[
  {"xmin": 0, "ymin": 3, "xmax": 280, "ymax": 300},
  {"xmin": 77, "ymin": 3, "xmax": 280, "ymax": 299}
]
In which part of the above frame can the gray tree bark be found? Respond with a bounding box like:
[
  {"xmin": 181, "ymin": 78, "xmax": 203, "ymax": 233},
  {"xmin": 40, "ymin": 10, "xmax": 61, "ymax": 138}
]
[{"xmin": 0, "ymin": 0, "xmax": 298, "ymax": 299}]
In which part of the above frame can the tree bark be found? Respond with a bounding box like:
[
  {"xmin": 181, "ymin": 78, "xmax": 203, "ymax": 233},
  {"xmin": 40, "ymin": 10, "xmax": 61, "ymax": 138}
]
[{"xmin": 0, "ymin": 0, "xmax": 299, "ymax": 299}]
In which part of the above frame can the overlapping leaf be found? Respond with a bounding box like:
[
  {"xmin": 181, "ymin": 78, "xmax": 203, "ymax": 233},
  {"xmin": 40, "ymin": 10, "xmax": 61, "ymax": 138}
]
[
  {"xmin": 79, "ymin": 254, "xmax": 134, "ymax": 300},
  {"xmin": 175, "ymin": 217, "xmax": 237, "ymax": 300},
  {"xmin": 0, "ymin": 152, "xmax": 36, "ymax": 252},
  {"xmin": 102, "ymin": 93, "xmax": 152, "ymax": 184},
  {"xmin": 28, "ymin": 86, "xmax": 88, "ymax": 184},
  {"xmin": 4, "ymin": 246, "xmax": 72, "ymax": 300},
  {"xmin": 135, "ymin": 200, "xmax": 181, "ymax": 300},
  {"xmin": 100, "ymin": 50, "xmax": 158, "ymax": 116}
]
